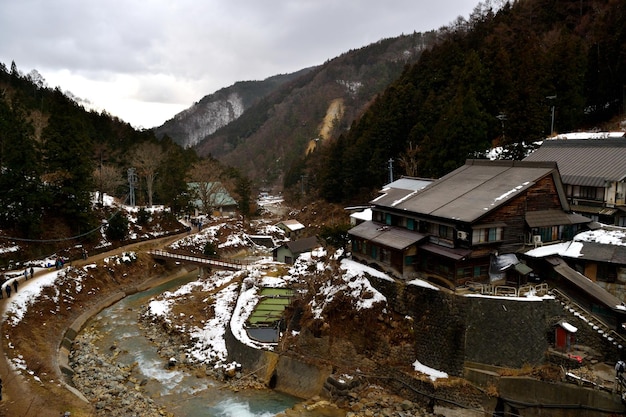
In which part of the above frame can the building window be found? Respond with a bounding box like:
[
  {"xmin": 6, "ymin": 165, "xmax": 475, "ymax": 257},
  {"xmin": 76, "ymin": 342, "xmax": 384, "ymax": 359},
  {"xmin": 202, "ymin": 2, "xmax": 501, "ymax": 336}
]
[
  {"xmin": 456, "ymin": 268, "xmax": 473, "ymax": 279},
  {"xmin": 385, "ymin": 213, "xmax": 392, "ymax": 225},
  {"xmin": 472, "ymin": 227, "xmax": 503, "ymax": 244},
  {"xmin": 473, "ymin": 265, "xmax": 488, "ymax": 278},
  {"xmin": 407, "ymin": 218, "xmax": 416, "ymax": 231},
  {"xmin": 597, "ymin": 263, "xmax": 617, "ymax": 283},
  {"xmin": 535, "ymin": 226, "xmax": 562, "ymax": 243},
  {"xmin": 570, "ymin": 185, "xmax": 604, "ymax": 201}
]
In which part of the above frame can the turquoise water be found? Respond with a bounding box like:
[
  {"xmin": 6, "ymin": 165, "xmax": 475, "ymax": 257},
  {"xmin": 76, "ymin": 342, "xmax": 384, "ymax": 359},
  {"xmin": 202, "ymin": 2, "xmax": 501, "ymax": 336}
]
[{"xmin": 84, "ymin": 271, "xmax": 301, "ymax": 417}]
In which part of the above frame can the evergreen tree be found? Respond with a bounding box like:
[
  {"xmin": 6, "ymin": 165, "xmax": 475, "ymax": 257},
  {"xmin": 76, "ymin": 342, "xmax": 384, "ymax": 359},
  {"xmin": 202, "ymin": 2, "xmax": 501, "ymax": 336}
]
[
  {"xmin": 0, "ymin": 98, "xmax": 45, "ymax": 235},
  {"xmin": 41, "ymin": 111, "xmax": 95, "ymax": 232}
]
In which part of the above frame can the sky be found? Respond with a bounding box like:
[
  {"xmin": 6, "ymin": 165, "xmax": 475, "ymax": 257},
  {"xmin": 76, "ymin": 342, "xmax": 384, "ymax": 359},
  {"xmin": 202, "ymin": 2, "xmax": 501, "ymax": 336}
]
[{"xmin": 0, "ymin": 0, "xmax": 480, "ymax": 129}]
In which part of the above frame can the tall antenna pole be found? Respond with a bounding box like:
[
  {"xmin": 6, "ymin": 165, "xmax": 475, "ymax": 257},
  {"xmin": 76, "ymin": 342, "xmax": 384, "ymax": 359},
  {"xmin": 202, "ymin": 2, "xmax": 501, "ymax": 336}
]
[
  {"xmin": 388, "ymin": 158, "xmax": 394, "ymax": 184},
  {"xmin": 128, "ymin": 168, "xmax": 137, "ymax": 207}
]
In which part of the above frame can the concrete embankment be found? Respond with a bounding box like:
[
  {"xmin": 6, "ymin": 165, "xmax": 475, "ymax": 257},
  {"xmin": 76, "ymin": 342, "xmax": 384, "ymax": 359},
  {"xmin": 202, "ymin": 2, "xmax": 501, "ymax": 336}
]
[{"xmin": 224, "ymin": 323, "xmax": 332, "ymax": 399}]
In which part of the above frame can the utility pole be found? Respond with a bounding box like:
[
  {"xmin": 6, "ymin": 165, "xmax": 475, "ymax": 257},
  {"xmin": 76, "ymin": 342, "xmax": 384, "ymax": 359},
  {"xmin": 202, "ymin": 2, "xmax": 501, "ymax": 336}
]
[
  {"xmin": 128, "ymin": 168, "xmax": 138, "ymax": 207},
  {"xmin": 300, "ymin": 174, "xmax": 307, "ymax": 195},
  {"xmin": 546, "ymin": 95, "xmax": 557, "ymax": 136},
  {"xmin": 388, "ymin": 158, "xmax": 394, "ymax": 184}
]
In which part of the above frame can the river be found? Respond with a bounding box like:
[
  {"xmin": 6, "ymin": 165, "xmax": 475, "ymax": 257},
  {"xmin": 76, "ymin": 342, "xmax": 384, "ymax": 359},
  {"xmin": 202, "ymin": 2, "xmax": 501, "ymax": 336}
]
[{"xmin": 83, "ymin": 271, "xmax": 302, "ymax": 417}]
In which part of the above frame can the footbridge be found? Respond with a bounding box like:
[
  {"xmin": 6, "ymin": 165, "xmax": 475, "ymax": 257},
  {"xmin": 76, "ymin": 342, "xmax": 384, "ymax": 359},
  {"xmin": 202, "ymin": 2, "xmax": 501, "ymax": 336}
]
[{"xmin": 147, "ymin": 249, "xmax": 252, "ymax": 271}]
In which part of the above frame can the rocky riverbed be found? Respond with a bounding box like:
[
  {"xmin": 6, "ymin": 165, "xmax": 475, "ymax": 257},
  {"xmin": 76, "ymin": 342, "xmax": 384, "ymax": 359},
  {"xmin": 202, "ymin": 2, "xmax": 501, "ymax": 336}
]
[
  {"xmin": 70, "ymin": 329, "xmax": 173, "ymax": 417},
  {"xmin": 70, "ymin": 307, "xmax": 447, "ymax": 417}
]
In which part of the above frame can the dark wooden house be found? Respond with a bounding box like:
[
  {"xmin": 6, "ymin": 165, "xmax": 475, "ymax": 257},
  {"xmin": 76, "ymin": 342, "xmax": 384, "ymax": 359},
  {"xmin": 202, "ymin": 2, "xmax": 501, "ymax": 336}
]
[{"xmin": 349, "ymin": 160, "xmax": 591, "ymax": 287}]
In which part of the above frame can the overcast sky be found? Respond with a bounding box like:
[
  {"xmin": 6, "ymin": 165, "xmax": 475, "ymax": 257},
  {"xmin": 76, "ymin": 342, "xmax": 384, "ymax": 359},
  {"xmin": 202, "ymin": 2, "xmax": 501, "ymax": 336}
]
[{"xmin": 1, "ymin": 0, "xmax": 480, "ymax": 129}]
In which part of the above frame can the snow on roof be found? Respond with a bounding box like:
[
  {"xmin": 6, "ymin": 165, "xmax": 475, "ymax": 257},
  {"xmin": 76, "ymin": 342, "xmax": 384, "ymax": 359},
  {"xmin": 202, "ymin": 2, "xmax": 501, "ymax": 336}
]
[
  {"xmin": 276, "ymin": 219, "xmax": 304, "ymax": 231},
  {"xmin": 552, "ymin": 131, "xmax": 625, "ymax": 140},
  {"xmin": 350, "ymin": 208, "xmax": 372, "ymax": 221},
  {"xmin": 574, "ymin": 227, "xmax": 626, "ymax": 246},
  {"xmin": 559, "ymin": 321, "xmax": 578, "ymax": 333},
  {"xmin": 526, "ymin": 225, "xmax": 626, "ymax": 259}
]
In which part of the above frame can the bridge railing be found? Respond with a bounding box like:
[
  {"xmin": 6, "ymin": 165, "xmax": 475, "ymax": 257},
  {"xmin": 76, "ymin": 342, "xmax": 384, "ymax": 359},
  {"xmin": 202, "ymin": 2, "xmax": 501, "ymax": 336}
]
[{"xmin": 148, "ymin": 249, "xmax": 252, "ymax": 270}]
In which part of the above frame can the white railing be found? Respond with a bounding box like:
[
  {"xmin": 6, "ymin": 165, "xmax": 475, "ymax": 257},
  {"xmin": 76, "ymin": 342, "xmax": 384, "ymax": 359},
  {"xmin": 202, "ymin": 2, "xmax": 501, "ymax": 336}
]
[{"xmin": 147, "ymin": 249, "xmax": 251, "ymax": 270}]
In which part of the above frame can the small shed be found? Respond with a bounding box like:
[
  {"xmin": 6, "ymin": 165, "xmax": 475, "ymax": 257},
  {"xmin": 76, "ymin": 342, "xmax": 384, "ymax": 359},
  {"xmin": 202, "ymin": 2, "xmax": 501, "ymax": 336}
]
[
  {"xmin": 555, "ymin": 321, "xmax": 577, "ymax": 352},
  {"xmin": 273, "ymin": 236, "xmax": 319, "ymax": 264},
  {"xmin": 275, "ymin": 219, "xmax": 305, "ymax": 239}
]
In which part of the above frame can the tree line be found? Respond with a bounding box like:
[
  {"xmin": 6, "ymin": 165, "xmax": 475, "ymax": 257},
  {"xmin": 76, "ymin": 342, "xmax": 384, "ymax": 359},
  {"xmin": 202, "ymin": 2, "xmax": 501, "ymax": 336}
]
[
  {"xmin": 0, "ymin": 62, "xmax": 252, "ymax": 247},
  {"xmin": 298, "ymin": 0, "xmax": 626, "ymax": 204}
]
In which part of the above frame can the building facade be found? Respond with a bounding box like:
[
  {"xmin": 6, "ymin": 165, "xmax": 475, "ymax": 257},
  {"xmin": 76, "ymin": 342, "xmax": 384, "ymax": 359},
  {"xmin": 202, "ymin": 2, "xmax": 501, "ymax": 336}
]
[{"xmin": 349, "ymin": 160, "xmax": 591, "ymax": 287}]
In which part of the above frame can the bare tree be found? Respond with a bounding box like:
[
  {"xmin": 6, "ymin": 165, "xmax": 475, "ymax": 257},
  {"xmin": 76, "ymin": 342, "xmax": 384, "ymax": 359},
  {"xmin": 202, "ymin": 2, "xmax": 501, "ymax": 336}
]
[
  {"xmin": 131, "ymin": 142, "xmax": 164, "ymax": 207},
  {"xmin": 398, "ymin": 142, "xmax": 421, "ymax": 177},
  {"xmin": 93, "ymin": 164, "xmax": 125, "ymax": 203},
  {"xmin": 187, "ymin": 159, "xmax": 229, "ymax": 214}
]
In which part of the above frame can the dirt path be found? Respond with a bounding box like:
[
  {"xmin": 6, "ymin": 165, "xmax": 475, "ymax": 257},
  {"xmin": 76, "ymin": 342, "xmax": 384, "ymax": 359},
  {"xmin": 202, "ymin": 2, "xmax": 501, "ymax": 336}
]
[{"xmin": 0, "ymin": 233, "xmax": 189, "ymax": 417}]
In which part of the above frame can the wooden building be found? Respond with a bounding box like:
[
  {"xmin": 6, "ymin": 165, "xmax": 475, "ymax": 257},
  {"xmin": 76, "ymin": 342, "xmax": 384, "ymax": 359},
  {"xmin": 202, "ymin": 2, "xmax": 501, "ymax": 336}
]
[{"xmin": 349, "ymin": 160, "xmax": 591, "ymax": 287}]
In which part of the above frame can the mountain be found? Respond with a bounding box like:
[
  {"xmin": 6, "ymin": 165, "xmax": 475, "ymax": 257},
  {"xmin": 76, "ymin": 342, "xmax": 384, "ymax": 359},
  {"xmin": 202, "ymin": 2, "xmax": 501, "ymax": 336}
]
[
  {"xmin": 153, "ymin": 69, "xmax": 315, "ymax": 149},
  {"xmin": 155, "ymin": 32, "xmax": 437, "ymax": 188},
  {"xmin": 312, "ymin": 0, "xmax": 626, "ymax": 203}
]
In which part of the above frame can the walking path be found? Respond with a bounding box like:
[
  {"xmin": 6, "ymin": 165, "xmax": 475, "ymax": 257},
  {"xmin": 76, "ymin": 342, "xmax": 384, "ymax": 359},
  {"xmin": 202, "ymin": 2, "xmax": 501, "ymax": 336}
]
[{"xmin": 0, "ymin": 233, "xmax": 189, "ymax": 417}]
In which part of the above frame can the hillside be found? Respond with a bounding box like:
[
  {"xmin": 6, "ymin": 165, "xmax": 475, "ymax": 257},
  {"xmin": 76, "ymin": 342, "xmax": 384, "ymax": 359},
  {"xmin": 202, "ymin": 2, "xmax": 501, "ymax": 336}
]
[
  {"xmin": 153, "ymin": 68, "xmax": 315, "ymax": 149},
  {"xmin": 190, "ymin": 32, "xmax": 437, "ymax": 187},
  {"xmin": 0, "ymin": 63, "xmax": 199, "ymax": 250},
  {"xmin": 312, "ymin": 0, "xmax": 626, "ymax": 203},
  {"xmin": 154, "ymin": 0, "xmax": 625, "ymax": 203}
]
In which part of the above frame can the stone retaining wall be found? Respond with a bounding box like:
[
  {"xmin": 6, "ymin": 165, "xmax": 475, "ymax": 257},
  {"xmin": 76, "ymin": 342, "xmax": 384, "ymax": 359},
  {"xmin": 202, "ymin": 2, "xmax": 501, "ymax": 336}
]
[
  {"xmin": 223, "ymin": 321, "xmax": 332, "ymax": 399},
  {"xmin": 368, "ymin": 277, "xmax": 622, "ymax": 375}
]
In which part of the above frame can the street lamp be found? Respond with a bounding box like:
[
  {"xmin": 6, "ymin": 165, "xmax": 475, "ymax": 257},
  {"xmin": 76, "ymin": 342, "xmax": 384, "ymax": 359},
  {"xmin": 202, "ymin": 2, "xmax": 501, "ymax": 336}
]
[{"xmin": 546, "ymin": 95, "xmax": 557, "ymax": 136}]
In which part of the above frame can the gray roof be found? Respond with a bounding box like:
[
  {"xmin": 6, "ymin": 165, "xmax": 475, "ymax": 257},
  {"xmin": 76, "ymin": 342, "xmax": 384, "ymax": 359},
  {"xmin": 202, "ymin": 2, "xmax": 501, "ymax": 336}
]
[
  {"xmin": 349, "ymin": 221, "xmax": 427, "ymax": 250},
  {"xmin": 373, "ymin": 160, "xmax": 565, "ymax": 224},
  {"xmin": 552, "ymin": 259, "xmax": 624, "ymax": 311},
  {"xmin": 574, "ymin": 241, "xmax": 626, "ymax": 264},
  {"xmin": 284, "ymin": 236, "xmax": 319, "ymax": 254},
  {"xmin": 525, "ymin": 210, "xmax": 590, "ymax": 228},
  {"xmin": 524, "ymin": 138, "xmax": 626, "ymax": 187},
  {"xmin": 384, "ymin": 177, "xmax": 434, "ymax": 191}
]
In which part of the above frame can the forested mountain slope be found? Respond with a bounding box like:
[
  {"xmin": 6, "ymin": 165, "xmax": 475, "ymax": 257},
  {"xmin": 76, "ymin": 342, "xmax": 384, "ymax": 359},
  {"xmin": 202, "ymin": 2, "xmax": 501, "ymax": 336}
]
[
  {"xmin": 154, "ymin": 68, "xmax": 314, "ymax": 149},
  {"xmin": 191, "ymin": 33, "xmax": 437, "ymax": 187},
  {"xmin": 0, "ymin": 63, "xmax": 198, "ymax": 256},
  {"xmin": 311, "ymin": 0, "xmax": 626, "ymax": 203}
]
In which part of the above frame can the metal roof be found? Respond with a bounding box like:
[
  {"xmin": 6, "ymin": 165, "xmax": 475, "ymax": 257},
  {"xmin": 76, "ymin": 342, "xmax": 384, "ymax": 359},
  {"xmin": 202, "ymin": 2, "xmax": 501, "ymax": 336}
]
[
  {"xmin": 383, "ymin": 177, "xmax": 434, "ymax": 191},
  {"xmin": 524, "ymin": 138, "xmax": 626, "ymax": 186},
  {"xmin": 373, "ymin": 160, "xmax": 563, "ymax": 223},
  {"xmin": 348, "ymin": 221, "xmax": 427, "ymax": 250},
  {"xmin": 553, "ymin": 259, "xmax": 624, "ymax": 311},
  {"xmin": 284, "ymin": 236, "xmax": 319, "ymax": 253},
  {"xmin": 573, "ymin": 241, "xmax": 626, "ymax": 264},
  {"xmin": 525, "ymin": 210, "xmax": 590, "ymax": 227},
  {"xmin": 419, "ymin": 243, "xmax": 472, "ymax": 260}
]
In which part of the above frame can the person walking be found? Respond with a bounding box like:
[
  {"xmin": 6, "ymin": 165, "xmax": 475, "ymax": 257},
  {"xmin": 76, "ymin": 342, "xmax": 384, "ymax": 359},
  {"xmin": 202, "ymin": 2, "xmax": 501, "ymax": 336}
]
[
  {"xmin": 24, "ymin": 269, "xmax": 28, "ymax": 280},
  {"xmin": 29, "ymin": 266, "xmax": 34, "ymax": 279},
  {"xmin": 12, "ymin": 279, "xmax": 18, "ymax": 293},
  {"xmin": 5, "ymin": 284, "xmax": 11, "ymax": 298}
]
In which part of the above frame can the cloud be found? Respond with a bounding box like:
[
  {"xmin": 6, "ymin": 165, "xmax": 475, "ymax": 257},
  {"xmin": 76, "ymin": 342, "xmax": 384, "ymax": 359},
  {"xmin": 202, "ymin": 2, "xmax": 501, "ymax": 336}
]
[{"xmin": 0, "ymin": 0, "xmax": 480, "ymax": 128}]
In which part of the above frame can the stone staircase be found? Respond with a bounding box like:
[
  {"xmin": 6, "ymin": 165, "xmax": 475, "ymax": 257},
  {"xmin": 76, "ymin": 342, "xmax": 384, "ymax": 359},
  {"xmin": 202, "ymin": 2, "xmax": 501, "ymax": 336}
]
[{"xmin": 551, "ymin": 288, "xmax": 626, "ymax": 350}]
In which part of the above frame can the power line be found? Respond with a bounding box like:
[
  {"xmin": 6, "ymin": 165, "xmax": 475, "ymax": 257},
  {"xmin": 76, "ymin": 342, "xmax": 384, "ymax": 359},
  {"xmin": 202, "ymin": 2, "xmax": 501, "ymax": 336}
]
[{"xmin": 0, "ymin": 194, "xmax": 129, "ymax": 243}]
